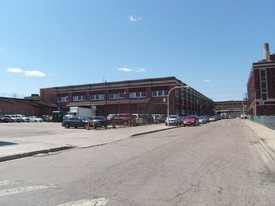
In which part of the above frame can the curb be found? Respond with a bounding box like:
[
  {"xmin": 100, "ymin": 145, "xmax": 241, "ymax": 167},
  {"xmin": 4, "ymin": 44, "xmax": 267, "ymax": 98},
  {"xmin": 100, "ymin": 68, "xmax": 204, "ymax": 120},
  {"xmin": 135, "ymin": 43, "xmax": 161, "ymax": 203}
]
[
  {"xmin": 131, "ymin": 126, "xmax": 178, "ymax": 137},
  {"xmin": 0, "ymin": 146, "xmax": 74, "ymax": 162}
]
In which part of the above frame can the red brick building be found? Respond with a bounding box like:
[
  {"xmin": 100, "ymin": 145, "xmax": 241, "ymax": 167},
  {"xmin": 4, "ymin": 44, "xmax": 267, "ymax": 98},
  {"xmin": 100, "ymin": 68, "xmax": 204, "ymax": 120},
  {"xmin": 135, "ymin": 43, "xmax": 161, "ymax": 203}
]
[
  {"xmin": 0, "ymin": 96, "xmax": 56, "ymax": 116},
  {"xmin": 40, "ymin": 76, "xmax": 213, "ymax": 116},
  {"xmin": 247, "ymin": 43, "xmax": 275, "ymax": 115}
]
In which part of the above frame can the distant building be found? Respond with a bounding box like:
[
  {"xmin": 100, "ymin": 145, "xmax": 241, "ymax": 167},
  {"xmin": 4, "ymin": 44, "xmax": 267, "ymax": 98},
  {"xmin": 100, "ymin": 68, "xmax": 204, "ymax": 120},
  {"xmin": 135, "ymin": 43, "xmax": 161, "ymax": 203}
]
[
  {"xmin": 214, "ymin": 100, "xmax": 247, "ymax": 118},
  {"xmin": 40, "ymin": 76, "xmax": 214, "ymax": 116},
  {"xmin": 0, "ymin": 97, "xmax": 56, "ymax": 116},
  {"xmin": 247, "ymin": 43, "xmax": 275, "ymax": 115}
]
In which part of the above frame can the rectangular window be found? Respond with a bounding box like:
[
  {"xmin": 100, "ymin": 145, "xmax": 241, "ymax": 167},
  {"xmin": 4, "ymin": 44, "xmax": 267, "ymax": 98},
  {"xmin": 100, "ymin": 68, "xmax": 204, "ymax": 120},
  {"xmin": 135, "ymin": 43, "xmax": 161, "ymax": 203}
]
[
  {"xmin": 109, "ymin": 93, "xmax": 125, "ymax": 99},
  {"xmin": 152, "ymin": 90, "xmax": 168, "ymax": 97},
  {"xmin": 181, "ymin": 90, "xmax": 185, "ymax": 99},
  {"xmin": 262, "ymin": 93, "xmax": 267, "ymax": 100},
  {"xmin": 90, "ymin": 94, "xmax": 104, "ymax": 100},
  {"xmin": 57, "ymin": 96, "xmax": 69, "ymax": 102},
  {"xmin": 175, "ymin": 88, "xmax": 180, "ymax": 98},
  {"xmin": 130, "ymin": 92, "xmax": 146, "ymax": 98},
  {"xmin": 73, "ymin": 96, "xmax": 86, "ymax": 102}
]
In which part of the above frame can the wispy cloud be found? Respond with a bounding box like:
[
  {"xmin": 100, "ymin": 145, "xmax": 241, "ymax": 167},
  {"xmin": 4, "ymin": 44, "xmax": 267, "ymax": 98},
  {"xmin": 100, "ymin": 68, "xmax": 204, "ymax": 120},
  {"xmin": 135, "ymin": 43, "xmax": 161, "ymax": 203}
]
[
  {"xmin": 129, "ymin": 15, "xmax": 141, "ymax": 22},
  {"xmin": 203, "ymin": 80, "xmax": 212, "ymax": 83},
  {"xmin": 24, "ymin": 70, "xmax": 46, "ymax": 77},
  {"xmin": 6, "ymin": 67, "xmax": 46, "ymax": 77},
  {"xmin": 7, "ymin": 68, "xmax": 23, "ymax": 73},
  {"xmin": 118, "ymin": 67, "xmax": 145, "ymax": 73}
]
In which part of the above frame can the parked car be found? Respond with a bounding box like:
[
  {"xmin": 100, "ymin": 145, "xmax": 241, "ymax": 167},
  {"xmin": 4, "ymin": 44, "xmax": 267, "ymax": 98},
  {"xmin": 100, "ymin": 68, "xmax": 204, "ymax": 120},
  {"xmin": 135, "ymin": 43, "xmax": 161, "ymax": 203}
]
[
  {"xmin": 152, "ymin": 114, "xmax": 164, "ymax": 123},
  {"xmin": 29, "ymin": 116, "xmax": 43, "ymax": 122},
  {"xmin": 183, "ymin": 115, "xmax": 199, "ymax": 126},
  {"xmin": 0, "ymin": 114, "xmax": 10, "ymax": 123},
  {"xmin": 198, "ymin": 116, "xmax": 207, "ymax": 124},
  {"xmin": 179, "ymin": 116, "xmax": 186, "ymax": 124},
  {"xmin": 45, "ymin": 115, "xmax": 52, "ymax": 122},
  {"xmin": 62, "ymin": 117, "xmax": 92, "ymax": 129},
  {"xmin": 107, "ymin": 114, "xmax": 115, "ymax": 123},
  {"xmin": 165, "ymin": 115, "xmax": 181, "ymax": 126},
  {"xmin": 132, "ymin": 114, "xmax": 145, "ymax": 125},
  {"xmin": 110, "ymin": 113, "xmax": 137, "ymax": 127},
  {"xmin": 90, "ymin": 116, "xmax": 108, "ymax": 128},
  {"xmin": 14, "ymin": 114, "xmax": 30, "ymax": 122},
  {"xmin": 5, "ymin": 115, "xmax": 22, "ymax": 122},
  {"xmin": 209, "ymin": 115, "xmax": 217, "ymax": 122}
]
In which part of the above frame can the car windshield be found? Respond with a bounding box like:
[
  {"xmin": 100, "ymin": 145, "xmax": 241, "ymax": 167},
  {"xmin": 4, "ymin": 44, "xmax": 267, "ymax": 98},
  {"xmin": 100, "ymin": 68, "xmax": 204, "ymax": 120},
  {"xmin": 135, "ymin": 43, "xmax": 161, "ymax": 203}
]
[
  {"xmin": 185, "ymin": 116, "xmax": 196, "ymax": 120},
  {"xmin": 169, "ymin": 115, "xmax": 178, "ymax": 118},
  {"xmin": 93, "ymin": 116, "xmax": 105, "ymax": 120}
]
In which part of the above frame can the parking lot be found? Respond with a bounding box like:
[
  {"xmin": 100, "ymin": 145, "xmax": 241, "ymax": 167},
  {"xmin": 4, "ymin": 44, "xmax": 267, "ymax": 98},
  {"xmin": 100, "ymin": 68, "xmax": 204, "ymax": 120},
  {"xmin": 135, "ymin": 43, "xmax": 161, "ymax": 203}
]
[{"xmin": 0, "ymin": 121, "xmax": 173, "ymax": 161}]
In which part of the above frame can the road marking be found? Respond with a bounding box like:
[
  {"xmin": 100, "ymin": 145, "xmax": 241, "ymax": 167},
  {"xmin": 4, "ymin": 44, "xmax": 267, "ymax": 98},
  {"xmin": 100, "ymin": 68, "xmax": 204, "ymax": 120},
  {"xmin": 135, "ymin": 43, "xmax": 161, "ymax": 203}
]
[
  {"xmin": 57, "ymin": 198, "xmax": 109, "ymax": 206},
  {"xmin": 0, "ymin": 180, "xmax": 21, "ymax": 186},
  {"xmin": 0, "ymin": 185, "xmax": 48, "ymax": 197}
]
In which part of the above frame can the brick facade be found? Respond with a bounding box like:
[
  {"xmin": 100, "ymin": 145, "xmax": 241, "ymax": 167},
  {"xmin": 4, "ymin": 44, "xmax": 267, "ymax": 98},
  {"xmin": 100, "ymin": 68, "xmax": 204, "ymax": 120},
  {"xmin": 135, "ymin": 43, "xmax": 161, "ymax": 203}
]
[
  {"xmin": 40, "ymin": 76, "xmax": 214, "ymax": 116},
  {"xmin": 247, "ymin": 44, "xmax": 275, "ymax": 115}
]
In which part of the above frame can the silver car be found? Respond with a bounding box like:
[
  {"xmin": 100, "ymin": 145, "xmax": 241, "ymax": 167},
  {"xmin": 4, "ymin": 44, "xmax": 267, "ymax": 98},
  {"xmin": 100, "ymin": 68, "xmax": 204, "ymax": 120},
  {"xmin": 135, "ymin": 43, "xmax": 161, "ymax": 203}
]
[{"xmin": 165, "ymin": 115, "xmax": 181, "ymax": 126}]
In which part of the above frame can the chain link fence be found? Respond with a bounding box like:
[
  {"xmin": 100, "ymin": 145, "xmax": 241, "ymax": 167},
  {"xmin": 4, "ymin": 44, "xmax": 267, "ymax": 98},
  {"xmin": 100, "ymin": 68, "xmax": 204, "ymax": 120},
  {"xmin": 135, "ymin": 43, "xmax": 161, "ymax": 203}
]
[{"xmin": 249, "ymin": 115, "xmax": 275, "ymax": 130}]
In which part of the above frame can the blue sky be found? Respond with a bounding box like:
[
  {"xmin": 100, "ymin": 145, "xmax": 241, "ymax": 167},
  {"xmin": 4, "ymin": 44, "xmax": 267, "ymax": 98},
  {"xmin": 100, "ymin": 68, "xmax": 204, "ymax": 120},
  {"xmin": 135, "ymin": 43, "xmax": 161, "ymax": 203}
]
[{"xmin": 0, "ymin": 0, "xmax": 274, "ymax": 101}]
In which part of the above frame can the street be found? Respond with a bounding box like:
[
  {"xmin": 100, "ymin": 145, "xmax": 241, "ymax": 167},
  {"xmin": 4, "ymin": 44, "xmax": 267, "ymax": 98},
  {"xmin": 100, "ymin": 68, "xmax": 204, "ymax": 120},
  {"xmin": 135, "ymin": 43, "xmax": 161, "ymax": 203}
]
[{"xmin": 0, "ymin": 119, "xmax": 275, "ymax": 206}]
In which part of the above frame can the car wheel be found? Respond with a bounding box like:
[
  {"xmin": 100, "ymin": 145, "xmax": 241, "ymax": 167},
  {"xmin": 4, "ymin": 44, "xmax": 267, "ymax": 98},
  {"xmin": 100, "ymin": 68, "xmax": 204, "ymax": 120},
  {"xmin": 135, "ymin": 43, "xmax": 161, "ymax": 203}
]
[{"xmin": 64, "ymin": 123, "xmax": 70, "ymax": 128}]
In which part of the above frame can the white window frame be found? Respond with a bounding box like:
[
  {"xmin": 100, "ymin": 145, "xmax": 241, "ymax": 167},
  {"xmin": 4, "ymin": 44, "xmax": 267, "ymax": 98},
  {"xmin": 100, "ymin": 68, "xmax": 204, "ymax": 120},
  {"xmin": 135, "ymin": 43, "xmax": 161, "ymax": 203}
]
[
  {"xmin": 57, "ymin": 96, "xmax": 69, "ymax": 102},
  {"xmin": 152, "ymin": 90, "xmax": 168, "ymax": 97},
  {"xmin": 90, "ymin": 94, "xmax": 105, "ymax": 101},
  {"xmin": 129, "ymin": 92, "xmax": 146, "ymax": 98},
  {"xmin": 109, "ymin": 93, "xmax": 125, "ymax": 100},
  {"xmin": 73, "ymin": 96, "xmax": 86, "ymax": 102}
]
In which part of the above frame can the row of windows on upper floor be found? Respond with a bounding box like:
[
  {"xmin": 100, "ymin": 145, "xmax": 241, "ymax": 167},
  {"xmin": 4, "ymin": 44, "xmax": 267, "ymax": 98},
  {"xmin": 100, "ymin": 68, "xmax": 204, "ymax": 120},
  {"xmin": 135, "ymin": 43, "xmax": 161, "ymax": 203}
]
[{"xmin": 57, "ymin": 90, "xmax": 204, "ymax": 102}]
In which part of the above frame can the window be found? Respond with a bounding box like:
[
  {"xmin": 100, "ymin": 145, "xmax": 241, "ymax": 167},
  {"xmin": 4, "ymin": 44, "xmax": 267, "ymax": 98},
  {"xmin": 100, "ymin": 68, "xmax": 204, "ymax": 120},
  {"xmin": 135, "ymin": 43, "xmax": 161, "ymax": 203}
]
[
  {"xmin": 109, "ymin": 93, "xmax": 125, "ymax": 99},
  {"xmin": 262, "ymin": 93, "xmax": 267, "ymax": 100},
  {"xmin": 181, "ymin": 90, "xmax": 185, "ymax": 99},
  {"xmin": 260, "ymin": 70, "xmax": 266, "ymax": 81},
  {"xmin": 152, "ymin": 90, "xmax": 168, "ymax": 97},
  {"xmin": 130, "ymin": 92, "xmax": 146, "ymax": 98},
  {"xmin": 175, "ymin": 88, "xmax": 180, "ymax": 98},
  {"xmin": 57, "ymin": 96, "xmax": 69, "ymax": 102},
  {"xmin": 73, "ymin": 96, "xmax": 86, "ymax": 102},
  {"xmin": 90, "ymin": 94, "xmax": 104, "ymax": 100}
]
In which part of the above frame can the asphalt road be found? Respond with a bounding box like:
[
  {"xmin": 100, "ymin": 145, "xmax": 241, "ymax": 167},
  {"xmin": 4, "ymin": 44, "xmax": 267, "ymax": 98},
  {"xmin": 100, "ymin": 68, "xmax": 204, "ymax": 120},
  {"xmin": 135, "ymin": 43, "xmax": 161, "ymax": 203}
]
[{"xmin": 0, "ymin": 119, "xmax": 275, "ymax": 206}]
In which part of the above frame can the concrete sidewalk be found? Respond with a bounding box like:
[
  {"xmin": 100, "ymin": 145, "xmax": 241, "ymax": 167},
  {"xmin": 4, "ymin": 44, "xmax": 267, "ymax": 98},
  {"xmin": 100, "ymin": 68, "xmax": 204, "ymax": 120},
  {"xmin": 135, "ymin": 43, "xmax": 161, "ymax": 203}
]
[
  {"xmin": 244, "ymin": 119, "xmax": 275, "ymax": 161},
  {"xmin": 0, "ymin": 124, "xmax": 175, "ymax": 162}
]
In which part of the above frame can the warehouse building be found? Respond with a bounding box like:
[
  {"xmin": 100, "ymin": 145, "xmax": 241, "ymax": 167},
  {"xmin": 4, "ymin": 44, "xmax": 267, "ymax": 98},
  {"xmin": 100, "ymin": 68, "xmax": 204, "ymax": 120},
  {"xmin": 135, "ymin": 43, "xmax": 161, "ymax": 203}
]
[{"xmin": 40, "ymin": 76, "xmax": 214, "ymax": 117}]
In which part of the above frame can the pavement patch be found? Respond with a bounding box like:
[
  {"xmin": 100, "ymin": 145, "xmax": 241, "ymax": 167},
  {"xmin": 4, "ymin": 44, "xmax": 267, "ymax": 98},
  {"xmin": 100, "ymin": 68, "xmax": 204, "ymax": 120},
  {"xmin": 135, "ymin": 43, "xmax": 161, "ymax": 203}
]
[
  {"xmin": 57, "ymin": 198, "xmax": 109, "ymax": 206},
  {"xmin": 0, "ymin": 185, "xmax": 48, "ymax": 197},
  {"xmin": 0, "ymin": 146, "xmax": 74, "ymax": 162}
]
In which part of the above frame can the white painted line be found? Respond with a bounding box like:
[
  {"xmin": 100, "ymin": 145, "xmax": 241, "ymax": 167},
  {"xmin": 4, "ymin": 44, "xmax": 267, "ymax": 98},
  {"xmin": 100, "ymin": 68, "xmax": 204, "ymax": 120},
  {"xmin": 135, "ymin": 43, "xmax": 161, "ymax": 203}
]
[
  {"xmin": 57, "ymin": 198, "xmax": 109, "ymax": 206},
  {"xmin": 0, "ymin": 185, "xmax": 48, "ymax": 197},
  {"xmin": 0, "ymin": 180, "xmax": 20, "ymax": 186}
]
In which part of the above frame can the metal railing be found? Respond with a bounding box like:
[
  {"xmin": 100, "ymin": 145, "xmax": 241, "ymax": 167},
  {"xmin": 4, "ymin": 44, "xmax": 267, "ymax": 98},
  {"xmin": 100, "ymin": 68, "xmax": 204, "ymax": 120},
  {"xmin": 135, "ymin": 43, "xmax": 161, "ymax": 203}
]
[{"xmin": 249, "ymin": 115, "xmax": 275, "ymax": 130}]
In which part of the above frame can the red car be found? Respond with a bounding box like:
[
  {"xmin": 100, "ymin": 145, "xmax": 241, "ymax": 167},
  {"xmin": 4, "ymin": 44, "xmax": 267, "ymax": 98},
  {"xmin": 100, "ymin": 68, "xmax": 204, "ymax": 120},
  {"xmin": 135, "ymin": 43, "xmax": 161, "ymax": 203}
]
[
  {"xmin": 0, "ymin": 114, "xmax": 10, "ymax": 123},
  {"xmin": 109, "ymin": 113, "xmax": 137, "ymax": 127},
  {"xmin": 183, "ymin": 115, "xmax": 199, "ymax": 126}
]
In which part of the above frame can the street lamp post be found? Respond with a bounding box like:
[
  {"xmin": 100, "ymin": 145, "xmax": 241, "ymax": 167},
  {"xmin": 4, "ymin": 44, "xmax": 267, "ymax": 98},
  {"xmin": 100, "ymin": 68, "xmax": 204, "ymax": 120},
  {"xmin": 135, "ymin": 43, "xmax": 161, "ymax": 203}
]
[{"xmin": 167, "ymin": 85, "xmax": 190, "ymax": 118}]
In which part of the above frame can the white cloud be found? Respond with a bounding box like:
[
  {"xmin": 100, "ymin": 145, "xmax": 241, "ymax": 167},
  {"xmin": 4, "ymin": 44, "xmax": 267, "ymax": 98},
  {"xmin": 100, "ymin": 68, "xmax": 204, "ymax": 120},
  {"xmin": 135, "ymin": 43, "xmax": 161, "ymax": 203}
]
[
  {"xmin": 24, "ymin": 70, "xmax": 46, "ymax": 77},
  {"xmin": 129, "ymin": 15, "xmax": 141, "ymax": 22},
  {"xmin": 118, "ymin": 67, "xmax": 133, "ymax": 72},
  {"xmin": 7, "ymin": 68, "xmax": 23, "ymax": 73},
  {"xmin": 118, "ymin": 67, "xmax": 146, "ymax": 73},
  {"xmin": 203, "ymin": 80, "xmax": 212, "ymax": 83},
  {"xmin": 6, "ymin": 67, "xmax": 46, "ymax": 77}
]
